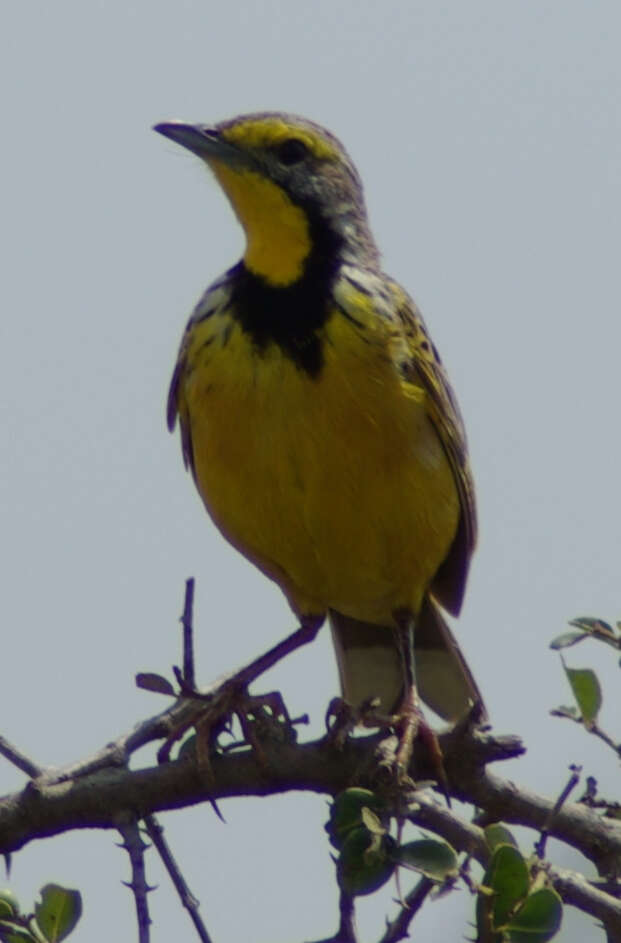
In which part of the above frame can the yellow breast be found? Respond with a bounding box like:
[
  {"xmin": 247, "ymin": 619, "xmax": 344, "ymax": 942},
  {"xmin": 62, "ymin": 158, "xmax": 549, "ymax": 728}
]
[{"xmin": 179, "ymin": 296, "xmax": 459, "ymax": 624}]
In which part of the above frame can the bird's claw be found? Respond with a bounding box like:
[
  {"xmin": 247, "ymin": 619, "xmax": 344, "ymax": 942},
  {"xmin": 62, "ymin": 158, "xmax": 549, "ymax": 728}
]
[{"xmin": 157, "ymin": 685, "xmax": 298, "ymax": 784}]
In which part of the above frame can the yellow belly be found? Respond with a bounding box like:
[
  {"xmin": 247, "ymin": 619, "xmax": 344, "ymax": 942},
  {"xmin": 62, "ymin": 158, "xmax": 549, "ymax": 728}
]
[{"xmin": 181, "ymin": 308, "xmax": 459, "ymax": 624}]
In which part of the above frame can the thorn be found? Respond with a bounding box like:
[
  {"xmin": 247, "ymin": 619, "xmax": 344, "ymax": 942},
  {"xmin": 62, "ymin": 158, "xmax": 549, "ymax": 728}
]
[
  {"xmin": 122, "ymin": 880, "xmax": 158, "ymax": 894},
  {"xmin": 209, "ymin": 797, "xmax": 226, "ymax": 823}
]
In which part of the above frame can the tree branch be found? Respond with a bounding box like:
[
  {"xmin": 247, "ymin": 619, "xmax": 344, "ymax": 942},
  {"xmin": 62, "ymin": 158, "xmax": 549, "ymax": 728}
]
[
  {"xmin": 3, "ymin": 601, "xmax": 621, "ymax": 941},
  {"xmin": 0, "ymin": 724, "xmax": 521, "ymax": 853},
  {"xmin": 545, "ymin": 864, "xmax": 621, "ymax": 937},
  {"xmin": 1, "ymin": 717, "xmax": 620, "ymax": 937},
  {"xmin": 2, "ymin": 711, "xmax": 620, "ymax": 899}
]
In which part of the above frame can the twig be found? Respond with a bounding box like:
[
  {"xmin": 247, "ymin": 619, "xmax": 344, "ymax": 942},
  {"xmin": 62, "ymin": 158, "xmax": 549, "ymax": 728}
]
[
  {"xmin": 378, "ymin": 877, "xmax": 434, "ymax": 943},
  {"xmin": 337, "ymin": 890, "xmax": 357, "ymax": 943},
  {"xmin": 143, "ymin": 815, "xmax": 213, "ymax": 943},
  {"xmin": 589, "ymin": 724, "xmax": 621, "ymax": 757},
  {"xmin": 578, "ymin": 775, "xmax": 599, "ymax": 805},
  {"xmin": 0, "ymin": 735, "xmax": 43, "ymax": 778},
  {"xmin": 550, "ymin": 710, "xmax": 621, "ymax": 759},
  {"xmin": 181, "ymin": 578, "xmax": 196, "ymax": 688},
  {"xmin": 306, "ymin": 889, "xmax": 357, "ymax": 943},
  {"xmin": 534, "ymin": 765, "xmax": 581, "ymax": 859},
  {"xmin": 117, "ymin": 813, "xmax": 153, "ymax": 943}
]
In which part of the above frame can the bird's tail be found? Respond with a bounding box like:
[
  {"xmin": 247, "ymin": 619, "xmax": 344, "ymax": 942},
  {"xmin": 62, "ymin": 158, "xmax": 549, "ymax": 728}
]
[{"xmin": 328, "ymin": 597, "xmax": 485, "ymax": 722}]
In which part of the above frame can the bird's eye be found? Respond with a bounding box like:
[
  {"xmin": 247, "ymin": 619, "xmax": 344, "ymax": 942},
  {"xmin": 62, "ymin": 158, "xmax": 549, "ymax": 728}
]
[{"xmin": 276, "ymin": 138, "xmax": 309, "ymax": 165}]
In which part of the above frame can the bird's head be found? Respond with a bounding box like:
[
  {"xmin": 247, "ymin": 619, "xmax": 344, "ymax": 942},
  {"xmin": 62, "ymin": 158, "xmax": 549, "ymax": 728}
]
[{"xmin": 154, "ymin": 112, "xmax": 378, "ymax": 286}]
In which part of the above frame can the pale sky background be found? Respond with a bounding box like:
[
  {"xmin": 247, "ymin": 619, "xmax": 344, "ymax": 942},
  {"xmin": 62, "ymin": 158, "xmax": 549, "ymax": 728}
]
[{"xmin": 2, "ymin": 2, "xmax": 620, "ymax": 941}]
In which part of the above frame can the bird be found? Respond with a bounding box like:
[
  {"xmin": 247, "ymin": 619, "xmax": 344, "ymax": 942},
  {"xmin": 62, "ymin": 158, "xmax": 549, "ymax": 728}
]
[{"xmin": 154, "ymin": 112, "xmax": 484, "ymax": 767}]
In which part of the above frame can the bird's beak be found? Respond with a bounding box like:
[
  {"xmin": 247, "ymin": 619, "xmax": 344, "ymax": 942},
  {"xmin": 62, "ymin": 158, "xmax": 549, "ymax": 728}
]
[{"xmin": 153, "ymin": 121, "xmax": 241, "ymax": 165}]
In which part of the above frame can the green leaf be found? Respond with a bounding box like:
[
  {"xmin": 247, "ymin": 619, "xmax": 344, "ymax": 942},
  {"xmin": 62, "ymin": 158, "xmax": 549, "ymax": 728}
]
[
  {"xmin": 569, "ymin": 617, "xmax": 614, "ymax": 635},
  {"xmin": 0, "ymin": 923, "xmax": 38, "ymax": 943},
  {"xmin": 360, "ymin": 807, "xmax": 386, "ymax": 836},
  {"xmin": 337, "ymin": 828, "xmax": 395, "ymax": 897},
  {"xmin": 135, "ymin": 673, "xmax": 175, "ymax": 696},
  {"xmin": 549, "ymin": 631, "xmax": 588, "ymax": 650},
  {"xmin": 325, "ymin": 789, "xmax": 387, "ymax": 850},
  {"xmin": 505, "ymin": 888, "xmax": 563, "ymax": 942},
  {"xmin": 562, "ymin": 663, "xmax": 602, "ymax": 726},
  {"xmin": 0, "ymin": 891, "xmax": 20, "ymax": 919},
  {"xmin": 549, "ymin": 705, "xmax": 579, "ymax": 720},
  {"xmin": 566, "ymin": 617, "xmax": 620, "ymax": 651},
  {"xmin": 34, "ymin": 886, "xmax": 82, "ymax": 942},
  {"xmin": 392, "ymin": 839, "xmax": 458, "ymax": 882},
  {"xmin": 478, "ymin": 845, "xmax": 529, "ymax": 931},
  {"xmin": 484, "ymin": 824, "xmax": 519, "ymax": 852}
]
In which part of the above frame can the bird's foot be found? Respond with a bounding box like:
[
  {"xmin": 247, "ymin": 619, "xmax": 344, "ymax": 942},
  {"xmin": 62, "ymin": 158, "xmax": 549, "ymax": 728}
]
[
  {"xmin": 325, "ymin": 696, "xmax": 355, "ymax": 749},
  {"xmin": 391, "ymin": 698, "xmax": 450, "ymax": 801},
  {"xmin": 219, "ymin": 690, "xmax": 307, "ymax": 756},
  {"xmin": 325, "ymin": 695, "xmax": 395, "ymax": 750},
  {"xmin": 369, "ymin": 691, "xmax": 450, "ymax": 801},
  {"xmin": 155, "ymin": 617, "xmax": 322, "ymax": 781},
  {"xmin": 158, "ymin": 683, "xmax": 305, "ymax": 783}
]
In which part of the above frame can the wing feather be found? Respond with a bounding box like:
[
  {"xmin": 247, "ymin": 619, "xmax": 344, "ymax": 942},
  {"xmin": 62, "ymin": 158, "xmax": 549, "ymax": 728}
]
[{"xmin": 391, "ymin": 285, "xmax": 477, "ymax": 615}]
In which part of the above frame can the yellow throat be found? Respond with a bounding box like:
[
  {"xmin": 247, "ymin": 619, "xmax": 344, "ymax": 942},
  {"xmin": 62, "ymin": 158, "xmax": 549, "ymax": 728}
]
[{"xmin": 207, "ymin": 161, "xmax": 311, "ymax": 287}]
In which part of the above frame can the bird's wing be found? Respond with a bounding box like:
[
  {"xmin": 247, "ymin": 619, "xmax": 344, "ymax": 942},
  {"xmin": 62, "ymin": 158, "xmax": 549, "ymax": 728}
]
[
  {"xmin": 167, "ymin": 275, "xmax": 234, "ymax": 476},
  {"xmin": 391, "ymin": 283, "xmax": 478, "ymax": 616}
]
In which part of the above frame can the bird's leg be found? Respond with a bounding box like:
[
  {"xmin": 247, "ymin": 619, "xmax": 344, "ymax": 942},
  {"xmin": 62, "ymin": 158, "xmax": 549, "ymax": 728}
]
[
  {"xmin": 392, "ymin": 608, "xmax": 420, "ymax": 775},
  {"xmin": 392, "ymin": 608, "xmax": 450, "ymax": 798},
  {"xmin": 231, "ymin": 613, "xmax": 324, "ymax": 689}
]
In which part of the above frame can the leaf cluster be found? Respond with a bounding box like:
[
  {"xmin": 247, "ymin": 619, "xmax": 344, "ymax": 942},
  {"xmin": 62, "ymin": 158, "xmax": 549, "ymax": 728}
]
[{"xmin": 0, "ymin": 886, "xmax": 81, "ymax": 943}]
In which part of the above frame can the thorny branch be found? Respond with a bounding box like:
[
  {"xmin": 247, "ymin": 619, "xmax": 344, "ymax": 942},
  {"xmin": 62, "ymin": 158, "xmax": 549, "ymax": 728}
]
[
  {"xmin": 307, "ymin": 890, "xmax": 357, "ymax": 943},
  {"xmin": 117, "ymin": 813, "xmax": 153, "ymax": 943},
  {"xmin": 2, "ymin": 583, "xmax": 621, "ymax": 941},
  {"xmin": 534, "ymin": 764, "xmax": 582, "ymax": 860},
  {"xmin": 143, "ymin": 815, "xmax": 213, "ymax": 943},
  {"xmin": 2, "ymin": 706, "xmax": 621, "ymax": 937},
  {"xmin": 378, "ymin": 877, "xmax": 434, "ymax": 943}
]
